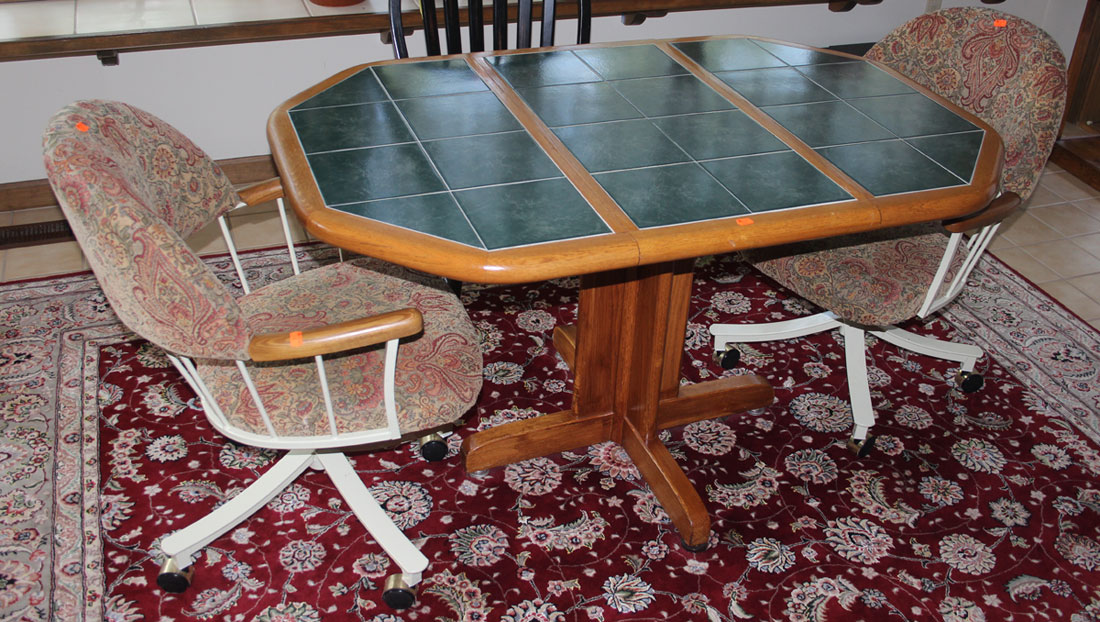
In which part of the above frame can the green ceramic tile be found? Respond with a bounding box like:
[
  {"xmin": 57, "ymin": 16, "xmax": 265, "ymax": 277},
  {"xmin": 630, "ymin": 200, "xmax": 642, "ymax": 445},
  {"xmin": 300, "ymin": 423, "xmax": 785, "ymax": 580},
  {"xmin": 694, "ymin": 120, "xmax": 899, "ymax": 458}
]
[
  {"xmin": 490, "ymin": 50, "xmax": 602, "ymax": 88},
  {"xmin": 704, "ymin": 151, "xmax": 852, "ymax": 212},
  {"xmin": 518, "ymin": 82, "xmax": 643, "ymax": 127},
  {"xmin": 423, "ymin": 131, "xmax": 561, "ymax": 189},
  {"xmin": 290, "ymin": 102, "xmax": 413, "ymax": 153},
  {"xmin": 847, "ymin": 93, "xmax": 978, "ymax": 138},
  {"xmin": 336, "ymin": 193, "xmax": 484, "ymax": 248},
  {"xmin": 373, "ymin": 59, "xmax": 489, "ymax": 99},
  {"xmin": 817, "ymin": 140, "xmax": 963, "ymax": 196},
  {"xmin": 293, "ymin": 68, "xmax": 389, "ymax": 110},
  {"xmin": 652, "ymin": 110, "xmax": 787, "ymax": 160},
  {"xmin": 553, "ymin": 120, "xmax": 690, "ymax": 173},
  {"xmin": 797, "ymin": 61, "xmax": 914, "ymax": 99},
  {"xmin": 907, "ymin": 131, "xmax": 985, "ymax": 182},
  {"xmin": 763, "ymin": 100, "xmax": 893, "ymax": 148},
  {"xmin": 396, "ymin": 91, "xmax": 522, "ymax": 140},
  {"xmin": 573, "ymin": 45, "xmax": 689, "ymax": 80},
  {"xmin": 596, "ymin": 163, "xmax": 747, "ymax": 228},
  {"xmin": 752, "ymin": 40, "xmax": 850, "ymax": 66},
  {"xmin": 307, "ymin": 144, "xmax": 445, "ymax": 205},
  {"xmin": 673, "ymin": 38, "xmax": 787, "ymax": 72},
  {"xmin": 613, "ymin": 75, "xmax": 734, "ymax": 117},
  {"xmin": 717, "ymin": 67, "xmax": 837, "ymax": 107},
  {"xmin": 455, "ymin": 178, "xmax": 610, "ymax": 249}
]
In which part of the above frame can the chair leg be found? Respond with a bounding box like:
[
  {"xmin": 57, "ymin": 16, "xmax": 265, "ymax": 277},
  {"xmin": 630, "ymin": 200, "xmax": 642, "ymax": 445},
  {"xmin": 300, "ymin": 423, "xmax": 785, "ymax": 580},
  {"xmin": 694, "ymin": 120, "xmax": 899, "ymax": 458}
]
[
  {"xmin": 710, "ymin": 313, "xmax": 876, "ymax": 453},
  {"xmin": 316, "ymin": 452, "xmax": 428, "ymax": 586},
  {"xmin": 710, "ymin": 311, "xmax": 842, "ymax": 350},
  {"xmin": 839, "ymin": 324, "xmax": 875, "ymax": 449},
  {"xmin": 870, "ymin": 325, "xmax": 982, "ymax": 372},
  {"xmin": 160, "ymin": 449, "xmax": 316, "ymax": 570}
]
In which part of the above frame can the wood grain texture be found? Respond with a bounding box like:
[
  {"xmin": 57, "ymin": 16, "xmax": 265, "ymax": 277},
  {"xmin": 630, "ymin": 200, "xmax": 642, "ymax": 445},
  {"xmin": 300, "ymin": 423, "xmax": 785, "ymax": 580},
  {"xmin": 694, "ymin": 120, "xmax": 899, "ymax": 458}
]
[
  {"xmin": 268, "ymin": 36, "xmax": 1004, "ymax": 284},
  {"xmin": 942, "ymin": 191, "xmax": 1020, "ymax": 233},
  {"xmin": 462, "ymin": 262, "xmax": 773, "ymax": 548},
  {"xmin": 1051, "ymin": 139, "xmax": 1100, "ymax": 193},
  {"xmin": 552, "ymin": 325, "xmax": 577, "ymax": 370},
  {"xmin": 271, "ymin": 39, "xmax": 1003, "ymax": 546},
  {"xmin": 236, "ymin": 177, "xmax": 283, "ymax": 207},
  {"xmin": 248, "ymin": 307, "xmax": 422, "ymax": 362}
]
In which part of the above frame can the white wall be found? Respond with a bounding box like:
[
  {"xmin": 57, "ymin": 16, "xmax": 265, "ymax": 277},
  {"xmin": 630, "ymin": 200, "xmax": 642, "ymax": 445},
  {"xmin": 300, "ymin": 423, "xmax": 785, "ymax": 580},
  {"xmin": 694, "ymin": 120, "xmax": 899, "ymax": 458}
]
[{"xmin": 0, "ymin": 0, "xmax": 1084, "ymax": 185}]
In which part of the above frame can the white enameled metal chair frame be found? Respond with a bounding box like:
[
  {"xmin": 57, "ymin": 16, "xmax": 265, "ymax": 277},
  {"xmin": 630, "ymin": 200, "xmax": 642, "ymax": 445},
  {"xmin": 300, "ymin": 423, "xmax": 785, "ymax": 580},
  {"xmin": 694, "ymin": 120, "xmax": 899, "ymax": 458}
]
[
  {"xmin": 710, "ymin": 223, "xmax": 996, "ymax": 445},
  {"xmin": 160, "ymin": 198, "xmax": 426, "ymax": 589}
]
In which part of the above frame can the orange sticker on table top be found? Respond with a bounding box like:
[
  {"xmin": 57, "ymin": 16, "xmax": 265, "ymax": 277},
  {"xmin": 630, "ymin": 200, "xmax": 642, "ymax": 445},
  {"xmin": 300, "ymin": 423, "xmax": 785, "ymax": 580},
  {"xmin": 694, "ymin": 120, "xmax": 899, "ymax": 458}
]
[
  {"xmin": 994, "ymin": 19, "xmax": 1007, "ymax": 27},
  {"xmin": 289, "ymin": 331, "xmax": 303, "ymax": 347},
  {"xmin": 75, "ymin": 122, "xmax": 89, "ymax": 132},
  {"xmin": 736, "ymin": 217, "xmax": 754, "ymax": 226}
]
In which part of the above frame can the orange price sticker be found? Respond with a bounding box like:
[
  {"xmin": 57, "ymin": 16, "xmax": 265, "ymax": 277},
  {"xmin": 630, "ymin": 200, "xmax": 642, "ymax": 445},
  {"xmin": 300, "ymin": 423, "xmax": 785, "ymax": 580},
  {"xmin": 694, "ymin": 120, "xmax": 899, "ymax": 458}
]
[
  {"xmin": 735, "ymin": 217, "xmax": 755, "ymax": 226},
  {"xmin": 75, "ymin": 122, "xmax": 89, "ymax": 132},
  {"xmin": 289, "ymin": 331, "xmax": 304, "ymax": 347},
  {"xmin": 994, "ymin": 19, "xmax": 1007, "ymax": 27}
]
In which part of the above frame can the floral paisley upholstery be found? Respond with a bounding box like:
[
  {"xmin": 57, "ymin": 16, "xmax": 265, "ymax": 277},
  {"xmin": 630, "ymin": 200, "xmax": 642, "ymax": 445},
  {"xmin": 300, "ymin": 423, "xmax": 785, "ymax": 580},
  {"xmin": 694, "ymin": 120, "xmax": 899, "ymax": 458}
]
[
  {"xmin": 43, "ymin": 99, "xmax": 482, "ymax": 442},
  {"xmin": 866, "ymin": 7, "xmax": 1066, "ymax": 202},
  {"xmin": 749, "ymin": 8, "xmax": 1067, "ymax": 326},
  {"xmin": 43, "ymin": 100, "xmax": 250, "ymax": 359},
  {"xmin": 197, "ymin": 261, "xmax": 482, "ymax": 437},
  {"xmin": 751, "ymin": 223, "xmax": 963, "ymax": 326}
]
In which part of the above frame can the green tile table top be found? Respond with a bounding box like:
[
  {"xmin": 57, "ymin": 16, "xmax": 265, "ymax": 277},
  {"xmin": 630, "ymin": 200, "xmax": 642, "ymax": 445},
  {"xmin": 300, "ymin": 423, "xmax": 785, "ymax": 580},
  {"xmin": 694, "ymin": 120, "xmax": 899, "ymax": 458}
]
[{"xmin": 280, "ymin": 36, "xmax": 993, "ymax": 256}]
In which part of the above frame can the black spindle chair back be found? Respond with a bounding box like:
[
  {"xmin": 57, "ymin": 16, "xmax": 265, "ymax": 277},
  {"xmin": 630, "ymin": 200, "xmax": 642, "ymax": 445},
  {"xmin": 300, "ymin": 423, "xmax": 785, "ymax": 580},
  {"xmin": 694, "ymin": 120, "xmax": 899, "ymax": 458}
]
[{"xmin": 389, "ymin": 0, "xmax": 592, "ymax": 59}]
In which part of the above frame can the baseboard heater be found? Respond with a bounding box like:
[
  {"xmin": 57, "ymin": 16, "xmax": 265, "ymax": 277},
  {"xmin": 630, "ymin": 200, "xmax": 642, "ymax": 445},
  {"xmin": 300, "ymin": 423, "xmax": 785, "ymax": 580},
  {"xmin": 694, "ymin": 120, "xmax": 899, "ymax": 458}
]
[{"xmin": 0, "ymin": 220, "xmax": 73, "ymax": 250}]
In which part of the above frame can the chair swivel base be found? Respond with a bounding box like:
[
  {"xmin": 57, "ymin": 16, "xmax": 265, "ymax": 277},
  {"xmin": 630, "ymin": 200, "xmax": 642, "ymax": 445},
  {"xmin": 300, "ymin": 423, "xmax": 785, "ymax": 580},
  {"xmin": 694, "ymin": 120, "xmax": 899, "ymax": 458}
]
[
  {"xmin": 710, "ymin": 312, "xmax": 985, "ymax": 461},
  {"xmin": 156, "ymin": 450, "xmax": 428, "ymax": 609}
]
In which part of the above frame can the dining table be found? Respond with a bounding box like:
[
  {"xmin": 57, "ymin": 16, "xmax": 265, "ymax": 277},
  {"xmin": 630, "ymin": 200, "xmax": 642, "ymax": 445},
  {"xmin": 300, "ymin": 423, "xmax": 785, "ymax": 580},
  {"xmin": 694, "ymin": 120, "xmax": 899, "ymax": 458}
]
[{"xmin": 267, "ymin": 34, "xmax": 1003, "ymax": 549}]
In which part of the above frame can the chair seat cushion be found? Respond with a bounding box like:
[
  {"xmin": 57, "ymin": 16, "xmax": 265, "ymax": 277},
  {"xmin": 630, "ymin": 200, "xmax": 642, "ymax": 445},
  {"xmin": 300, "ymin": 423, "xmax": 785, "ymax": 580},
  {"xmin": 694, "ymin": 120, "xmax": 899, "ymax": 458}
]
[
  {"xmin": 197, "ymin": 260, "xmax": 482, "ymax": 440},
  {"xmin": 748, "ymin": 224, "xmax": 962, "ymax": 327}
]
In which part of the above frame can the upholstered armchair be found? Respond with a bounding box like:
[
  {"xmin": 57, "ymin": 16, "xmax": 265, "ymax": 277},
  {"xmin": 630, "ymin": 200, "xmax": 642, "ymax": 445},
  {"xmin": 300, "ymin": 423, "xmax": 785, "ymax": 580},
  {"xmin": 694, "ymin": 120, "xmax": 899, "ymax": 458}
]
[
  {"xmin": 43, "ymin": 100, "xmax": 483, "ymax": 609},
  {"xmin": 710, "ymin": 8, "xmax": 1067, "ymax": 455}
]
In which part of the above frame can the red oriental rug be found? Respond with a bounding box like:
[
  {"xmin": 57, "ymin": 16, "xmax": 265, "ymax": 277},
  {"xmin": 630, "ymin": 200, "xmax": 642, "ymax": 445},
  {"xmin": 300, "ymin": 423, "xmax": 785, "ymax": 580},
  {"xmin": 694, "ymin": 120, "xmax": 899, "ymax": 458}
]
[{"xmin": 3, "ymin": 246, "xmax": 1100, "ymax": 621}]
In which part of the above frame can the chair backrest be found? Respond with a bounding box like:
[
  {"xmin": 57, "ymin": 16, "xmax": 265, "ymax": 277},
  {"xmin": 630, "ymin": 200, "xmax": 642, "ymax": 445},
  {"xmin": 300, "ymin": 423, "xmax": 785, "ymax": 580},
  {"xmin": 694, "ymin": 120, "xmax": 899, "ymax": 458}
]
[
  {"xmin": 865, "ymin": 7, "xmax": 1067, "ymax": 202},
  {"xmin": 42, "ymin": 100, "xmax": 252, "ymax": 360},
  {"xmin": 389, "ymin": 0, "xmax": 591, "ymax": 59},
  {"xmin": 865, "ymin": 8, "xmax": 1068, "ymax": 318}
]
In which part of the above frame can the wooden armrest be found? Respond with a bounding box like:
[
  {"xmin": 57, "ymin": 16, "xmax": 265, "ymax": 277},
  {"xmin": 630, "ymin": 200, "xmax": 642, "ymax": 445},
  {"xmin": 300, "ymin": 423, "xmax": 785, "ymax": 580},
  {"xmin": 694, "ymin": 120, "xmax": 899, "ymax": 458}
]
[
  {"xmin": 942, "ymin": 192, "xmax": 1021, "ymax": 233},
  {"xmin": 248, "ymin": 308, "xmax": 423, "ymax": 362},
  {"xmin": 236, "ymin": 178, "xmax": 284, "ymax": 207}
]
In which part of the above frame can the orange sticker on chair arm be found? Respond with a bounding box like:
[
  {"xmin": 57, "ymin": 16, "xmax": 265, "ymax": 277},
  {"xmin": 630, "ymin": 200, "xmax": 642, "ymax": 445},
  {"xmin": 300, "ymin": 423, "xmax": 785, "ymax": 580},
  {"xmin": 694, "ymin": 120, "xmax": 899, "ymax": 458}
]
[
  {"xmin": 289, "ymin": 331, "xmax": 304, "ymax": 347},
  {"xmin": 736, "ymin": 217, "xmax": 754, "ymax": 226},
  {"xmin": 994, "ymin": 19, "xmax": 1007, "ymax": 27},
  {"xmin": 75, "ymin": 122, "xmax": 89, "ymax": 132}
]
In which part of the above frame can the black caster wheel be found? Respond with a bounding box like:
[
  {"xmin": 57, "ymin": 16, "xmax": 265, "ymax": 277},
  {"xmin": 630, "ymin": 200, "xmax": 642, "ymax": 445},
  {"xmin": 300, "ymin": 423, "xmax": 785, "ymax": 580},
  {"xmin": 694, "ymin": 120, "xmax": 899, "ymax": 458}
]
[
  {"xmin": 714, "ymin": 345, "xmax": 741, "ymax": 370},
  {"xmin": 382, "ymin": 575, "xmax": 417, "ymax": 610},
  {"xmin": 156, "ymin": 559, "xmax": 194, "ymax": 594},
  {"xmin": 681, "ymin": 538, "xmax": 709, "ymax": 553},
  {"xmin": 419, "ymin": 433, "xmax": 448, "ymax": 461},
  {"xmin": 956, "ymin": 371, "xmax": 984, "ymax": 393},
  {"xmin": 847, "ymin": 435, "xmax": 876, "ymax": 458}
]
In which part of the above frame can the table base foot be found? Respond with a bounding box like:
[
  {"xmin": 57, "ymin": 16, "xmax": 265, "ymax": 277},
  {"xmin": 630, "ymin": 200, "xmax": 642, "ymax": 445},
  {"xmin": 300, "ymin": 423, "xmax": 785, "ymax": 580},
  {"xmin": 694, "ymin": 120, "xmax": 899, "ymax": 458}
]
[
  {"xmin": 461, "ymin": 410, "xmax": 611, "ymax": 473},
  {"xmin": 621, "ymin": 420, "xmax": 712, "ymax": 548},
  {"xmin": 658, "ymin": 374, "xmax": 774, "ymax": 430}
]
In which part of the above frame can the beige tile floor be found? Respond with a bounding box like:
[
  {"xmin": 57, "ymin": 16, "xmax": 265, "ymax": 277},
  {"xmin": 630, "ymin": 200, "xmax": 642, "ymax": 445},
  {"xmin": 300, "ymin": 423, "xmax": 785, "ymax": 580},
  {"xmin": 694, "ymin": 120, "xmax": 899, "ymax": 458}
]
[
  {"xmin": 989, "ymin": 163, "xmax": 1100, "ymax": 330},
  {"xmin": 2, "ymin": 164, "xmax": 1100, "ymax": 331}
]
